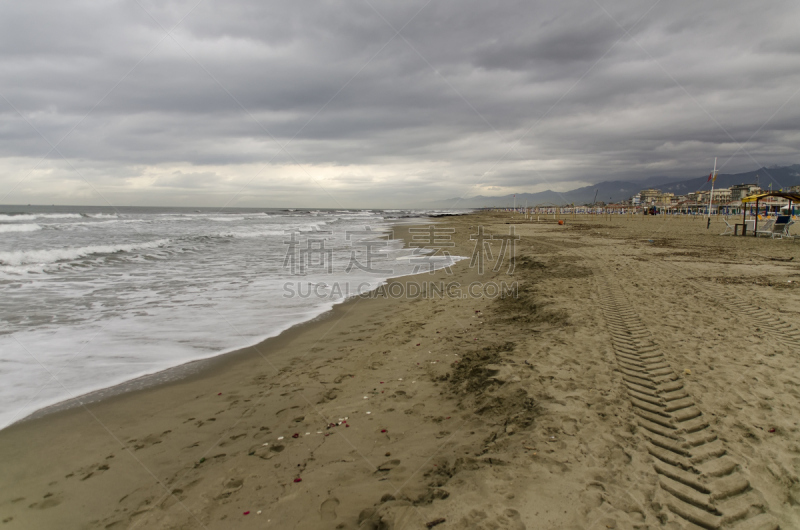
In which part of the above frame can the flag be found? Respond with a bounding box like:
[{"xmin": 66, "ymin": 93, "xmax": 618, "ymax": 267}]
[{"xmin": 707, "ymin": 172, "xmax": 713, "ymax": 182}]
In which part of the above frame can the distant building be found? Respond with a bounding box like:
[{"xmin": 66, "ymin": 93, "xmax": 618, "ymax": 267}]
[
  {"xmin": 729, "ymin": 184, "xmax": 760, "ymax": 201},
  {"xmin": 639, "ymin": 189, "xmax": 661, "ymax": 205},
  {"xmin": 711, "ymin": 188, "xmax": 731, "ymax": 202}
]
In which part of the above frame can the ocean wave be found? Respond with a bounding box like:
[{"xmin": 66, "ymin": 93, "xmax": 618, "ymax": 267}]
[
  {"xmin": 0, "ymin": 213, "xmax": 83, "ymax": 221},
  {"xmin": 0, "ymin": 239, "xmax": 171, "ymax": 267},
  {"xmin": 209, "ymin": 216, "xmax": 246, "ymax": 222},
  {"xmin": 0, "ymin": 223, "xmax": 42, "ymax": 233},
  {"xmin": 217, "ymin": 229, "xmax": 285, "ymax": 239},
  {"xmin": 53, "ymin": 219, "xmax": 145, "ymax": 228},
  {"xmin": 244, "ymin": 213, "xmax": 274, "ymax": 219}
]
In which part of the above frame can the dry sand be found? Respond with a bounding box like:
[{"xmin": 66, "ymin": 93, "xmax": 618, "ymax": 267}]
[{"xmin": 1, "ymin": 212, "xmax": 799, "ymax": 529}]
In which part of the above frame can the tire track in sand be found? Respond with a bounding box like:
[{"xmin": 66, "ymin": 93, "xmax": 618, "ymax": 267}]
[{"xmin": 595, "ymin": 269, "xmax": 779, "ymax": 530}]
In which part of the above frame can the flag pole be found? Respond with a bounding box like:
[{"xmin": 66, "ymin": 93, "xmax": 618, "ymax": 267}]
[{"xmin": 706, "ymin": 157, "xmax": 717, "ymax": 220}]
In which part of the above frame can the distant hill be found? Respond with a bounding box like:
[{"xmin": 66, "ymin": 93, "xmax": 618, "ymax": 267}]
[
  {"xmin": 657, "ymin": 165, "xmax": 800, "ymax": 196},
  {"xmin": 431, "ymin": 165, "xmax": 800, "ymax": 207}
]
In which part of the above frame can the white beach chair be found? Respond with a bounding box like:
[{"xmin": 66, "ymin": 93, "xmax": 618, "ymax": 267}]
[
  {"xmin": 755, "ymin": 219, "xmax": 775, "ymax": 237},
  {"xmin": 720, "ymin": 218, "xmax": 735, "ymax": 236},
  {"xmin": 780, "ymin": 219, "xmax": 796, "ymax": 241},
  {"xmin": 766, "ymin": 216, "xmax": 794, "ymax": 239},
  {"xmin": 770, "ymin": 223, "xmax": 787, "ymax": 239}
]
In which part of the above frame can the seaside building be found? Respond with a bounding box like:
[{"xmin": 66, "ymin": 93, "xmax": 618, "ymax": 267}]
[
  {"xmin": 730, "ymin": 184, "xmax": 760, "ymax": 201},
  {"xmin": 605, "ymin": 203, "xmax": 629, "ymax": 212},
  {"xmin": 688, "ymin": 191, "xmax": 707, "ymax": 203},
  {"xmin": 639, "ymin": 189, "xmax": 662, "ymax": 205},
  {"xmin": 674, "ymin": 199, "xmax": 705, "ymax": 214},
  {"xmin": 710, "ymin": 188, "xmax": 731, "ymax": 202}
]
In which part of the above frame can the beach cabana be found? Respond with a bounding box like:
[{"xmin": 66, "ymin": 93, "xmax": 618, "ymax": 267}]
[{"xmin": 741, "ymin": 191, "xmax": 800, "ymax": 236}]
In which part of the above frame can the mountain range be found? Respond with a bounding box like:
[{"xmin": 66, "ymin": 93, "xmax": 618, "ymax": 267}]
[{"xmin": 432, "ymin": 165, "xmax": 800, "ymax": 207}]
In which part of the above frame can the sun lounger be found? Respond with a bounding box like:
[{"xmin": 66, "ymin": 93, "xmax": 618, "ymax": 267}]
[
  {"xmin": 771, "ymin": 223, "xmax": 788, "ymax": 238},
  {"xmin": 755, "ymin": 219, "xmax": 775, "ymax": 237},
  {"xmin": 760, "ymin": 218, "xmax": 795, "ymax": 239},
  {"xmin": 780, "ymin": 219, "xmax": 797, "ymax": 241},
  {"xmin": 720, "ymin": 218, "xmax": 735, "ymax": 235}
]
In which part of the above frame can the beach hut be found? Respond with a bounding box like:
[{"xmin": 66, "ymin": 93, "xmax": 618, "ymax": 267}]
[{"xmin": 741, "ymin": 191, "xmax": 800, "ymax": 236}]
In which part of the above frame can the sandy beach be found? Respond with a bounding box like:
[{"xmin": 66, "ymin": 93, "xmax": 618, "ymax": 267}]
[{"xmin": 1, "ymin": 211, "xmax": 799, "ymax": 529}]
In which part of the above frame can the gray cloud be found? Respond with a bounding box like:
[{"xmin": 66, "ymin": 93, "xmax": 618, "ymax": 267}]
[{"xmin": 1, "ymin": 0, "xmax": 799, "ymax": 207}]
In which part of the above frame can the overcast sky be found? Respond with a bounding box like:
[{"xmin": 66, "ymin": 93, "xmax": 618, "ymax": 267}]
[{"xmin": 1, "ymin": 0, "xmax": 798, "ymax": 207}]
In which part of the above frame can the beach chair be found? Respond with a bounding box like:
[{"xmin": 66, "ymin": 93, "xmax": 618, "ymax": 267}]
[
  {"xmin": 755, "ymin": 219, "xmax": 775, "ymax": 237},
  {"xmin": 720, "ymin": 218, "xmax": 735, "ymax": 235},
  {"xmin": 770, "ymin": 223, "xmax": 788, "ymax": 238},
  {"xmin": 780, "ymin": 219, "xmax": 797, "ymax": 241},
  {"xmin": 767, "ymin": 216, "xmax": 792, "ymax": 239}
]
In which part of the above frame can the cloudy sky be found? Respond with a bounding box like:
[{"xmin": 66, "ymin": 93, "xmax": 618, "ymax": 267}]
[{"xmin": 1, "ymin": 0, "xmax": 798, "ymax": 207}]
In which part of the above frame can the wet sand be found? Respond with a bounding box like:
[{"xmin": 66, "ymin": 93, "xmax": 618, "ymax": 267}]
[{"xmin": 1, "ymin": 212, "xmax": 799, "ymax": 529}]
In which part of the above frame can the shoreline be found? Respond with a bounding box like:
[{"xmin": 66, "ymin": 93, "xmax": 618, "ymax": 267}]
[
  {"xmin": 3, "ymin": 212, "xmax": 798, "ymax": 529},
  {"xmin": 8, "ymin": 221, "xmax": 453, "ymax": 430},
  {"xmin": 14, "ymin": 304, "xmax": 345, "ymax": 426}
]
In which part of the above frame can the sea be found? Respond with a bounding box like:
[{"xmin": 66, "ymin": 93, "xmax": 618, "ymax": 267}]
[{"xmin": 0, "ymin": 205, "xmax": 471, "ymax": 430}]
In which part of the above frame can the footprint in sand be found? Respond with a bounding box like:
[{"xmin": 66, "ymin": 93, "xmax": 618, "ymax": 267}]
[
  {"xmin": 319, "ymin": 497, "xmax": 340, "ymax": 520},
  {"xmin": 458, "ymin": 508, "xmax": 525, "ymax": 529},
  {"xmin": 561, "ymin": 418, "xmax": 578, "ymax": 436},
  {"xmin": 28, "ymin": 497, "xmax": 62, "ymax": 510},
  {"xmin": 376, "ymin": 459, "xmax": 401, "ymax": 473},
  {"xmin": 404, "ymin": 402, "xmax": 425, "ymax": 415}
]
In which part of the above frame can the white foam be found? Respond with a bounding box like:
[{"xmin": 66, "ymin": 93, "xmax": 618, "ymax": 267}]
[
  {"xmin": 0, "ymin": 223, "xmax": 42, "ymax": 233},
  {"xmin": 0, "ymin": 239, "xmax": 171, "ymax": 266},
  {"xmin": 52, "ymin": 219, "xmax": 145, "ymax": 228},
  {"xmin": 218, "ymin": 229, "xmax": 285, "ymax": 238},
  {"xmin": 0, "ymin": 208, "xmax": 464, "ymax": 431},
  {"xmin": 0, "ymin": 213, "xmax": 83, "ymax": 221}
]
